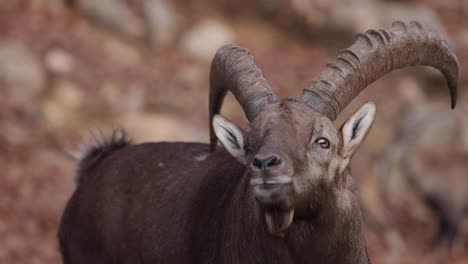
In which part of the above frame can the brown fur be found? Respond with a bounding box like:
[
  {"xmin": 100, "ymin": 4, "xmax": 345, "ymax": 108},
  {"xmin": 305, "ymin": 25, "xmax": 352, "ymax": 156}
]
[{"xmin": 59, "ymin": 100, "xmax": 370, "ymax": 264}]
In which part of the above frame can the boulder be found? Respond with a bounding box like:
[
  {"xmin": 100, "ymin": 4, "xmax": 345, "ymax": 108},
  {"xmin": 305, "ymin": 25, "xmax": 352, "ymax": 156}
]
[
  {"xmin": 179, "ymin": 19, "xmax": 236, "ymax": 62},
  {"xmin": 75, "ymin": 0, "xmax": 146, "ymax": 40},
  {"xmin": 0, "ymin": 42, "xmax": 46, "ymax": 115},
  {"xmin": 142, "ymin": 0, "xmax": 183, "ymax": 48}
]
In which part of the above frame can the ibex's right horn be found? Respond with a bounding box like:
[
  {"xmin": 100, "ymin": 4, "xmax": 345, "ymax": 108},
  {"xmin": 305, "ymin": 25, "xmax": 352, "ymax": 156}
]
[
  {"xmin": 209, "ymin": 45, "xmax": 279, "ymax": 151},
  {"xmin": 301, "ymin": 21, "xmax": 459, "ymax": 120}
]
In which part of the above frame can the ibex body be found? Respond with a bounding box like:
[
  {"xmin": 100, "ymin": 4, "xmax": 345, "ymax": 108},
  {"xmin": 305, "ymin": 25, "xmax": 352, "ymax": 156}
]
[
  {"xmin": 379, "ymin": 105, "xmax": 468, "ymax": 246},
  {"xmin": 59, "ymin": 21, "xmax": 459, "ymax": 264}
]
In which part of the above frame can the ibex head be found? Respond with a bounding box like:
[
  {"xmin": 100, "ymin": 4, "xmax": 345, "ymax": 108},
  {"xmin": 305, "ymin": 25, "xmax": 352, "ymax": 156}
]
[{"xmin": 209, "ymin": 21, "xmax": 458, "ymax": 236}]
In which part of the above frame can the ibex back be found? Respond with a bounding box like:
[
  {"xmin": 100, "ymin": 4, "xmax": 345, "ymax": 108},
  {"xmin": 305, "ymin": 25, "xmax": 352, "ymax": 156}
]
[{"xmin": 58, "ymin": 21, "xmax": 459, "ymax": 264}]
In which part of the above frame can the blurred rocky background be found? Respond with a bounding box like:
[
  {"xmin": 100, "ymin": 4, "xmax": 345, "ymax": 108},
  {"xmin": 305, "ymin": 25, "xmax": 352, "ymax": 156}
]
[{"xmin": 0, "ymin": 0, "xmax": 467, "ymax": 263}]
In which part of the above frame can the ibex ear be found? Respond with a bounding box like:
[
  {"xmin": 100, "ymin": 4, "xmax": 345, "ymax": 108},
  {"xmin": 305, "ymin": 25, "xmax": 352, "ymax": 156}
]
[
  {"xmin": 340, "ymin": 102, "xmax": 376, "ymax": 159},
  {"xmin": 213, "ymin": 115, "xmax": 247, "ymax": 164}
]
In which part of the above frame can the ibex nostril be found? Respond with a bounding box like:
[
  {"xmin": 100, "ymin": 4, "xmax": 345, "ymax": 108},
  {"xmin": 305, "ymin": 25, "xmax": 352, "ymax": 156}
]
[
  {"xmin": 252, "ymin": 155, "xmax": 282, "ymax": 170},
  {"xmin": 252, "ymin": 157, "xmax": 263, "ymax": 169},
  {"xmin": 266, "ymin": 156, "xmax": 281, "ymax": 167}
]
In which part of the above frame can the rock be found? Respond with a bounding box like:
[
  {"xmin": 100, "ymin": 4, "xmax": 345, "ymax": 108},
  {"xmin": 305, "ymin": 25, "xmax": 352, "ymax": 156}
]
[
  {"xmin": 179, "ymin": 19, "xmax": 236, "ymax": 62},
  {"xmin": 2, "ymin": 119, "xmax": 29, "ymax": 146},
  {"xmin": 75, "ymin": 0, "xmax": 146, "ymax": 40},
  {"xmin": 124, "ymin": 84, "xmax": 145, "ymax": 113},
  {"xmin": 117, "ymin": 112, "xmax": 206, "ymax": 143},
  {"xmin": 44, "ymin": 48, "xmax": 76, "ymax": 75},
  {"xmin": 101, "ymin": 34, "xmax": 143, "ymax": 65},
  {"xmin": 99, "ymin": 82, "xmax": 145, "ymax": 114},
  {"xmin": 176, "ymin": 63, "xmax": 205, "ymax": 86},
  {"xmin": 142, "ymin": 0, "xmax": 182, "ymax": 49},
  {"xmin": 0, "ymin": 42, "xmax": 46, "ymax": 115},
  {"xmin": 53, "ymin": 80, "xmax": 84, "ymax": 110},
  {"xmin": 379, "ymin": 3, "xmax": 443, "ymax": 32},
  {"xmin": 29, "ymin": 0, "xmax": 64, "ymax": 9},
  {"xmin": 42, "ymin": 80, "xmax": 84, "ymax": 129},
  {"xmin": 293, "ymin": 0, "xmax": 443, "ymax": 34}
]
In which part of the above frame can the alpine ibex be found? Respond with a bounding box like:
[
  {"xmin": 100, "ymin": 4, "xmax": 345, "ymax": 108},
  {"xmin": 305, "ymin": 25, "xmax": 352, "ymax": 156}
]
[
  {"xmin": 58, "ymin": 21, "xmax": 459, "ymax": 264},
  {"xmin": 377, "ymin": 104, "xmax": 468, "ymax": 247}
]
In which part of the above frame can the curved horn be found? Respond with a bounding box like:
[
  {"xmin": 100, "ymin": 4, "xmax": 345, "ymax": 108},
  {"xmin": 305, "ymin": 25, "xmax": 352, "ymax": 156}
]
[
  {"xmin": 301, "ymin": 21, "xmax": 459, "ymax": 120},
  {"xmin": 209, "ymin": 44, "xmax": 279, "ymax": 151}
]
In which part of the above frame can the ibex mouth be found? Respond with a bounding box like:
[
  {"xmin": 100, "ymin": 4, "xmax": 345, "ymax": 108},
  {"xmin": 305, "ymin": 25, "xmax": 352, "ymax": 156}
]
[{"xmin": 264, "ymin": 208, "xmax": 295, "ymax": 237}]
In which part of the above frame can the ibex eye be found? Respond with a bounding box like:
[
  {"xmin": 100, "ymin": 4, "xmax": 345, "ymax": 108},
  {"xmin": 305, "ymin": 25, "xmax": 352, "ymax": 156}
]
[{"xmin": 316, "ymin": 138, "xmax": 330, "ymax": 149}]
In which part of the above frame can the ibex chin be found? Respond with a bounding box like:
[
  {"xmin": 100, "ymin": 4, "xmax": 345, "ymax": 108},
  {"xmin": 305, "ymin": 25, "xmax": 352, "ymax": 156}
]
[{"xmin": 58, "ymin": 21, "xmax": 459, "ymax": 264}]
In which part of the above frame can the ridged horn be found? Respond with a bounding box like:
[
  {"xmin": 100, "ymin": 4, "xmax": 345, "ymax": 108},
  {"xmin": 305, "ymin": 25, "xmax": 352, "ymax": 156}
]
[
  {"xmin": 209, "ymin": 44, "xmax": 279, "ymax": 151},
  {"xmin": 301, "ymin": 21, "xmax": 459, "ymax": 120}
]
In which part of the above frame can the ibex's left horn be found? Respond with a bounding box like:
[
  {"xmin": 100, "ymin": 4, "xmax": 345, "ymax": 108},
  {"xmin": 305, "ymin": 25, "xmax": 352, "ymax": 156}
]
[
  {"xmin": 210, "ymin": 45, "xmax": 278, "ymax": 151},
  {"xmin": 301, "ymin": 21, "xmax": 459, "ymax": 120}
]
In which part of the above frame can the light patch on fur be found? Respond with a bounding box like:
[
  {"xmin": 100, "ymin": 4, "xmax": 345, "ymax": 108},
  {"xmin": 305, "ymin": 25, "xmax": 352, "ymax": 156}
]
[
  {"xmin": 194, "ymin": 153, "xmax": 209, "ymax": 162},
  {"xmin": 304, "ymin": 152, "xmax": 326, "ymax": 184},
  {"xmin": 212, "ymin": 115, "xmax": 247, "ymax": 164},
  {"xmin": 327, "ymin": 157, "xmax": 340, "ymax": 181},
  {"xmin": 327, "ymin": 157, "xmax": 350, "ymax": 182},
  {"xmin": 336, "ymin": 190, "xmax": 353, "ymax": 212},
  {"xmin": 328, "ymin": 156, "xmax": 350, "ymax": 184},
  {"xmin": 339, "ymin": 158, "xmax": 350, "ymax": 175},
  {"xmin": 341, "ymin": 102, "xmax": 376, "ymax": 158}
]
